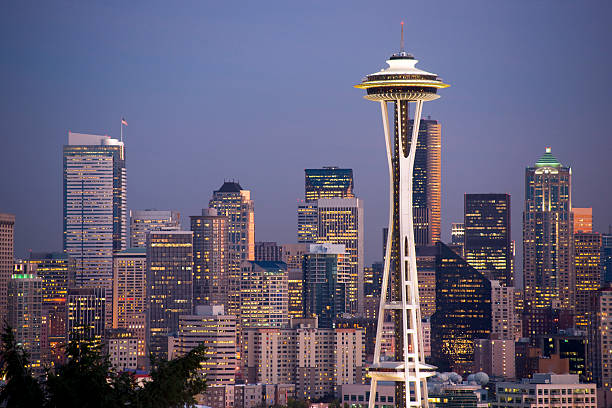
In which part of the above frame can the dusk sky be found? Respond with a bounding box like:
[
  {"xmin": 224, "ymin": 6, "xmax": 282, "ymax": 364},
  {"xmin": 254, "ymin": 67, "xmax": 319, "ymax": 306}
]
[{"xmin": 1, "ymin": 1, "xmax": 611, "ymax": 273}]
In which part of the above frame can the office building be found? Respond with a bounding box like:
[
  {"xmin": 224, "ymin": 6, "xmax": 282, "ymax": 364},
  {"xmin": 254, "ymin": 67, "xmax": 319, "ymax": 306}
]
[
  {"xmin": 63, "ymin": 132, "xmax": 126, "ymax": 293},
  {"xmin": 105, "ymin": 328, "xmax": 138, "ymax": 371},
  {"xmin": 417, "ymin": 245, "xmax": 437, "ymax": 319},
  {"xmin": 209, "ymin": 181, "xmax": 254, "ymax": 317},
  {"xmin": 451, "ymin": 222, "xmax": 464, "ymax": 245},
  {"xmin": 146, "ymin": 231, "xmax": 193, "ymax": 360},
  {"xmin": 190, "ymin": 209, "xmax": 229, "ymax": 307},
  {"xmin": 169, "ymin": 305, "xmax": 237, "ymax": 386},
  {"xmin": 431, "ymin": 242, "xmax": 492, "ymax": 374},
  {"xmin": 493, "ymin": 374, "xmax": 596, "ymax": 408},
  {"xmin": 282, "ymin": 243, "xmax": 308, "ymax": 320},
  {"xmin": 297, "ymin": 201, "xmax": 318, "ymax": 244},
  {"xmin": 539, "ymin": 331, "xmax": 589, "ymax": 382},
  {"xmin": 254, "ymin": 241, "xmax": 282, "ymax": 262},
  {"xmin": 574, "ymin": 231, "xmax": 601, "ymax": 329},
  {"xmin": 523, "ymin": 147, "xmax": 573, "ymax": 311},
  {"xmin": 8, "ymin": 264, "xmax": 43, "ymax": 371},
  {"xmin": 129, "ymin": 209, "xmax": 180, "ymax": 248},
  {"xmin": 602, "ymin": 231, "xmax": 612, "ymax": 283},
  {"xmin": 491, "ymin": 280, "xmax": 517, "ymax": 340},
  {"xmin": 303, "ymin": 243, "xmax": 348, "ymax": 328},
  {"xmin": 473, "ymin": 337, "xmax": 515, "ymax": 379},
  {"xmin": 0, "ymin": 213, "xmax": 15, "ymax": 322},
  {"xmin": 240, "ymin": 261, "xmax": 288, "ymax": 329},
  {"xmin": 112, "ymin": 248, "xmax": 147, "ymax": 360},
  {"xmin": 464, "ymin": 194, "xmax": 513, "ymax": 287},
  {"xmin": 304, "ymin": 167, "xmax": 354, "ymax": 201},
  {"xmin": 572, "ymin": 208, "xmax": 593, "ymax": 233},
  {"xmin": 589, "ymin": 286, "xmax": 612, "ymax": 392},
  {"xmin": 66, "ymin": 287, "xmax": 107, "ymax": 345}
]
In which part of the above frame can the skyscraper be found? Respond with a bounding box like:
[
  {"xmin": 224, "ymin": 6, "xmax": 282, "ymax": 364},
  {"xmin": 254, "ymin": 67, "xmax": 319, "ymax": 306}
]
[
  {"xmin": 451, "ymin": 223, "xmax": 464, "ymax": 246},
  {"xmin": 430, "ymin": 242, "xmax": 491, "ymax": 374},
  {"xmin": 66, "ymin": 287, "xmax": 107, "ymax": 345},
  {"xmin": 129, "ymin": 210, "xmax": 180, "ymax": 248},
  {"xmin": 146, "ymin": 231, "xmax": 193, "ymax": 360},
  {"xmin": 574, "ymin": 231, "xmax": 601, "ymax": 329},
  {"xmin": 304, "ymin": 167, "xmax": 354, "ymax": 201},
  {"xmin": 602, "ymin": 231, "xmax": 612, "ymax": 283},
  {"xmin": 282, "ymin": 243, "xmax": 308, "ymax": 320},
  {"xmin": 209, "ymin": 181, "xmax": 254, "ymax": 317},
  {"xmin": 63, "ymin": 132, "xmax": 127, "ymax": 293},
  {"xmin": 254, "ymin": 242, "xmax": 283, "ymax": 262},
  {"xmin": 297, "ymin": 201, "xmax": 318, "ymax": 243},
  {"xmin": 0, "ymin": 213, "xmax": 15, "ymax": 322},
  {"xmin": 190, "ymin": 209, "xmax": 229, "ymax": 307},
  {"xmin": 355, "ymin": 31, "xmax": 448, "ymax": 407},
  {"xmin": 464, "ymin": 193, "xmax": 513, "ymax": 287},
  {"xmin": 572, "ymin": 208, "xmax": 593, "ymax": 233},
  {"xmin": 590, "ymin": 286, "xmax": 612, "ymax": 392},
  {"xmin": 239, "ymin": 260, "xmax": 288, "ymax": 329},
  {"xmin": 302, "ymin": 243, "xmax": 348, "ymax": 328},
  {"xmin": 523, "ymin": 147, "xmax": 573, "ymax": 311}
]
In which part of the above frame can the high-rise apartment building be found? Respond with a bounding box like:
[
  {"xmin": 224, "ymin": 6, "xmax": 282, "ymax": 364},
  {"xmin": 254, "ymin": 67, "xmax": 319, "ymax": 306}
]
[
  {"xmin": 590, "ymin": 286, "xmax": 612, "ymax": 392},
  {"xmin": 282, "ymin": 243, "xmax": 308, "ymax": 320},
  {"xmin": 416, "ymin": 245, "xmax": 437, "ymax": 319},
  {"xmin": 129, "ymin": 210, "xmax": 180, "ymax": 248},
  {"xmin": 190, "ymin": 209, "xmax": 229, "ymax": 307},
  {"xmin": 602, "ymin": 232, "xmax": 612, "ymax": 283},
  {"xmin": 9, "ymin": 264, "xmax": 43, "ymax": 371},
  {"xmin": 490, "ymin": 280, "xmax": 517, "ymax": 340},
  {"xmin": 574, "ymin": 231, "xmax": 601, "ymax": 329},
  {"xmin": 464, "ymin": 193, "xmax": 513, "ymax": 287},
  {"xmin": 523, "ymin": 147, "xmax": 573, "ymax": 311},
  {"xmin": 169, "ymin": 305, "xmax": 237, "ymax": 386},
  {"xmin": 66, "ymin": 287, "xmax": 107, "ymax": 345},
  {"xmin": 408, "ymin": 118, "xmax": 442, "ymax": 246},
  {"xmin": 451, "ymin": 222, "xmax": 464, "ymax": 245},
  {"xmin": 304, "ymin": 167, "xmax": 354, "ymax": 201},
  {"xmin": 303, "ymin": 243, "xmax": 348, "ymax": 328},
  {"xmin": 63, "ymin": 132, "xmax": 127, "ymax": 294},
  {"xmin": 105, "ymin": 329, "xmax": 138, "ymax": 371},
  {"xmin": 431, "ymin": 242, "xmax": 492, "ymax": 374},
  {"xmin": 209, "ymin": 181, "xmax": 254, "ymax": 317},
  {"xmin": 473, "ymin": 337, "xmax": 515, "ymax": 379},
  {"xmin": 309, "ymin": 198, "xmax": 364, "ymax": 315},
  {"xmin": 254, "ymin": 242, "xmax": 283, "ymax": 262},
  {"xmin": 112, "ymin": 248, "xmax": 147, "ymax": 361},
  {"xmin": 0, "ymin": 213, "xmax": 15, "ymax": 322},
  {"xmin": 240, "ymin": 261, "xmax": 288, "ymax": 329},
  {"xmin": 146, "ymin": 231, "xmax": 193, "ymax": 360}
]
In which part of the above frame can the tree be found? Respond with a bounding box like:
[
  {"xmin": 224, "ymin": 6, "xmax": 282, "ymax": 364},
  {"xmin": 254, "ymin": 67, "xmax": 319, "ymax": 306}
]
[{"xmin": 0, "ymin": 322, "xmax": 45, "ymax": 408}]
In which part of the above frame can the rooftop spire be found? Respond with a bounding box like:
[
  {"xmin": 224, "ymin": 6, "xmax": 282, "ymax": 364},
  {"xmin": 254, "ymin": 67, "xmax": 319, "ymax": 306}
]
[{"xmin": 400, "ymin": 21, "xmax": 405, "ymax": 52}]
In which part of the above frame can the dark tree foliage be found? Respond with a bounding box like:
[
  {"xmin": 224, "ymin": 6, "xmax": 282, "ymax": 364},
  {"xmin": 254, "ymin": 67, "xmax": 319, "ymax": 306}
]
[{"xmin": 0, "ymin": 322, "xmax": 45, "ymax": 408}]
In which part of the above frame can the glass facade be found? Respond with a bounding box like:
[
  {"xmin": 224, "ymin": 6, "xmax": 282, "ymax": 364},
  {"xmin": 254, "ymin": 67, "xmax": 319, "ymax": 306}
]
[{"xmin": 304, "ymin": 167, "xmax": 354, "ymax": 201}]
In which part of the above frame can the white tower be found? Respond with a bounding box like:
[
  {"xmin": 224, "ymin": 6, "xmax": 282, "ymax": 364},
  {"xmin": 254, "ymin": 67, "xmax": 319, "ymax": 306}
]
[{"xmin": 355, "ymin": 25, "xmax": 448, "ymax": 408}]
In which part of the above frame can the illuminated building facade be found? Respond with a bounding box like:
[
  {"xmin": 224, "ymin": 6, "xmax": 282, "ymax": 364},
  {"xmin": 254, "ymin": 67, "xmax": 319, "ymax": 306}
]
[
  {"xmin": 538, "ymin": 331, "xmax": 589, "ymax": 382},
  {"xmin": 416, "ymin": 245, "xmax": 437, "ymax": 319},
  {"xmin": 430, "ymin": 242, "xmax": 491, "ymax": 374},
  {"xmin": 589, "ymin": 287, "xmax": 612, "ymax": 392},
  {"xmin": 105, "ymin": 328, "xmax": 138, "ymax": 371},
  {"xmin": 282, "ymin": 243, "xmax": 308, "ymax": 319},
  {"xmin": 490, "ymin": 280, "xmax": 517, "ymax": 340},
  {"xmin": 451, "ymin": 222, "xmax": 464, "ymax": 245},
  {"xmin": 8, "ymin": 264, "xmax": 43, "ymax": 371},
  {"xmin": 474, "ymin": 337, "xmax": 515, "ymax": 379},
  {"xmin": 190, "ymin": 209, "xmax": 229, "ymax": 307},
  {"xmin": 572, "ymin": 208, "xmax": 593, "ymax": 233},
  {"xmin": 464, "ymin": 193, "xmax": 513, "ymax": 287},
  {"xmin": 0, "ymin": 213, "xmax": 15, "ymax": 322},
  {"xmin": 574, "ymin": 231, "xmax": 601, "ymax": 329},
  {"xmin": 67, "ymin": 287, "xmax": 106, "ymax": 345},
  {"xmin": 297, "ymin": 201, "xmax": 318, "ymax": 243},
  {"xmin": 602, "ymin": 232, "xmax": 612, "ymax": 283},
  {"xmin": 239, "ymin": 260, "xmax": 288, "ymax": 329},
  {"xmin": 169, "ymin": 305, "xmax": 237, "ymax": 386},
  {"xmin": 209, "ymin": 181, "xmax": 255, "ymax": 317},
  {"xmin": 304, "ymin": 167, "xmax": 354, "ymax": 201},
  {"xmin": 129, "ymin": 209, "xmax": 180, "ymax": 248},
  {"xmin": 63, "ymin": 132, "xmax": 126, "ymax": 294},
  {"xmin": 303, "ymin": 243, "xmax": 348, "ymax": 328},
  {"xmin": 146, "ymin": 231, "xmax": 193, "ymax": 360},
  {"xmin": 112, "ymin": 248, "xmax": 147, "ymax": 361},
  {"xmin": 523, "ymin": 147, "xmax": 573, "ymax": 311},
  {"xmin": 355, "ymin": 30, "xmax": 449, "ymax": 407},
  {"xmin": 29, "ymin": 252, "xmax": 74, "ymax": 366}
]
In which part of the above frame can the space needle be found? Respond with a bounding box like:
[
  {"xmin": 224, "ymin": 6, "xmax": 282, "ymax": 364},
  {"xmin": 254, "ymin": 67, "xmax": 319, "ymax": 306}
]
[{"xmin": 355, "ymin": 23, "xmax": 448, "ymax": 408}]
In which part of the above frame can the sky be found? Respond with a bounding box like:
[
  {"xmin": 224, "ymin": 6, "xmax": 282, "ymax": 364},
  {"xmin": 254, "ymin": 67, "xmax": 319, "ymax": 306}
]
[{"xmin": 1, "ymin": 1, "xmax": 611, "ymax": 275}]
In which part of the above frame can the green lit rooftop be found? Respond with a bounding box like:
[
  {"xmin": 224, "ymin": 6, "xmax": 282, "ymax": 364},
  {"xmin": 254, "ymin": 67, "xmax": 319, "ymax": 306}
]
[{"xmin": 535, "ymin": 147, "xmax": 562, "ymax": 168}]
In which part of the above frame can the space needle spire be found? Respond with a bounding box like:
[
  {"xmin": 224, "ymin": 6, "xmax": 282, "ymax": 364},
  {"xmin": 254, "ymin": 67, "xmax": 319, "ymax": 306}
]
[{"xmin": 355, "ymin": 23, "xmax": 449, "ymax": 408}]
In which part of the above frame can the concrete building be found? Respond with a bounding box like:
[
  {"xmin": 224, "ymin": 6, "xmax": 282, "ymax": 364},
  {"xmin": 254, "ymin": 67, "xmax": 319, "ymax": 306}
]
[
  {"xmin": 573, "ymin": 208, "xmax": 593, "ymax": 234},
  {"xmin": 63, "ymin": 132, "xmax": 126, "ymax": 298},
  {"xmin": 240, "ymin": 261, "xmax": 288, "ymax": 329},
  {"xmin": 244, "ymin": 319, "xmax": 365, "ymax": 400},
  {"xmin": 254, "ymin": 241, "xmax": 282, "ymax": 262},
  {"xmin": 105, "ymin": 328, "xmax": 138, "ymax": 371},
  {"xmin": 129, "ymin": 209, "xmax": 180, "ymax": 248},
  {"xmin": 491, "ymin": 280, "xmax": 517, "ymax": 340},
  {"xmin": 493, "ymin": 374, "xmax": 596, "ymax": 408},
  {"xmin": 281, "ymin": 243, "xmax": 308, "ymax": 320},
  {"xmin": 190, "ymin": 209, "xmax": 229, "ymax": 307},
  {"xmin": 146, "ymin": 231, "xmax": 193, "ymax": 360},
  {"xmin": 209, "ymin": 181, "xmax": 255, "ymax": 317},
  {"xmin": 169, "ymin": 305, "xmax": 237, "ymax": 386},
  {"xmin": 473, "ymin": 337, "xmax": 515, "ymax": 379},
  {"xmin": 0, "ymin": 213, "xmax": 15, "ymax": 323},
  {"xmin": 340, "ymin": 383, "xmax": 395, "ymax": 407},
  {"xmin": 112, "ymin": 248, "xmax": 147, "ymax": 362},
  {"xmin": 590, "ymin": 286, "xmax": 612, "ymax": 393},
  {"xmin": 8, "ymin": 263, "xmax": 43, "ymax": 371}
]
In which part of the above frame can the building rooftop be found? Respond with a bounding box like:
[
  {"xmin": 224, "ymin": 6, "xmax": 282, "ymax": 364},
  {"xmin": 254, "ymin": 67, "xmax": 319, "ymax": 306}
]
[
  {"xmin": 215, "ymin": 181, "xmax": 243, "ymax": 193},
  {"xmin": 535, "ymin": 147, "xmax": 562, "ymax": 168}
]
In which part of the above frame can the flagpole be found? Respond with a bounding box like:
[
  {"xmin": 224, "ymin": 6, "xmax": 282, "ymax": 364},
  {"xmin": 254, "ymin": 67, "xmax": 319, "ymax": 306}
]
[{"xmin": 120, "ymin": 119, "xmax": 123, "ymax": 142}]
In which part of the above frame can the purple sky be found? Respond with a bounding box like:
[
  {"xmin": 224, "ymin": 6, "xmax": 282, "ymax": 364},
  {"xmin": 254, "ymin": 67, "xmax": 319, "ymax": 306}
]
[{"xmin": 1, "ymin": 1, "xmax": 611, "ymax": 274}]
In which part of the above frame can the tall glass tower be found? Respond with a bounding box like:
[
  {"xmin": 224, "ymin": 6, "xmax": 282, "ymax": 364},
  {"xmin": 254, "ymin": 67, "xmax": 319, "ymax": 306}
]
[
  {"xmin": 304, "ymin": 167, "xmax": 354, "ymax": 200},
  {"xmin": 355, "ymin": 26, "xmax": 448, "ymax": 408}
]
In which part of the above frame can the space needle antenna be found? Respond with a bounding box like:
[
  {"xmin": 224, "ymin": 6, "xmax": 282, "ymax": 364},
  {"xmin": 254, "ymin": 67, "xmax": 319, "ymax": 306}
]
[{"xmin": 400, "ymin": 21, "xmax": 405, "ymax": 52}]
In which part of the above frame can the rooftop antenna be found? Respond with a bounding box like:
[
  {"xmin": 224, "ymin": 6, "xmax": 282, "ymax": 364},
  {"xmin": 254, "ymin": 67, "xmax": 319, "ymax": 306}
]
[{"xmin": 400, "ymin": 21, "xmax": 405, "ymax": 53}]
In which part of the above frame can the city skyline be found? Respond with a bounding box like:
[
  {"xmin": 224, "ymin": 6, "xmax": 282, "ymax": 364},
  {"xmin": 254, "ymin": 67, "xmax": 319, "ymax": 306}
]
[{"xmin": 2, "ymin": 1, "xmax": 612, "ymax": 272}]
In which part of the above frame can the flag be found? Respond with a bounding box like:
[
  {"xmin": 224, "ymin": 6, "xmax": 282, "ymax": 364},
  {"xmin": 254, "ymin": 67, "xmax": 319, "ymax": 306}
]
[{"xmin": 121, "ymin": 118, "xmax": 128, "ymax": 126}]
